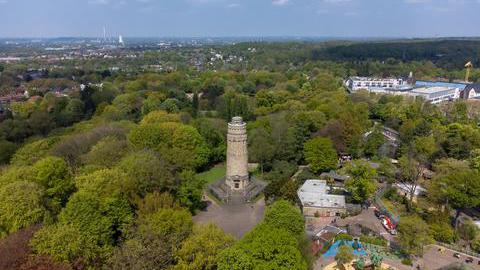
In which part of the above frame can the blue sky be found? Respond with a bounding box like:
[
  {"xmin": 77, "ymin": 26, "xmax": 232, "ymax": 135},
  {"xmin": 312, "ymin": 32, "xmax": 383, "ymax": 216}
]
[{"xmin": 1, "ymin": 0, "xmax": 479, "ymax": 38}]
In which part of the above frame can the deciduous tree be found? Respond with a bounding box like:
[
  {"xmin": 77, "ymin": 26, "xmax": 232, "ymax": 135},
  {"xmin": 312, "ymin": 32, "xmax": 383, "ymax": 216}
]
[
  {"xmin": 343, "ymin": 160, "xmax": 377, "ymax": 203},
  {"xmin": 173, "ymin": 224, "xmax": 235, "ymax": 270},
  {"xmin": 217, "ymin": 224, "xmax": 307, "ymax": 270},
  {"xmin": 0, "ymin": 181, "xmax": 46, "ymax": 237},
  {"xmin": 0, "ymin": 140, "xmax": 17, "ymax": 164},
  {"xmin": 397, "ymin": 215, "xmax": 433, "ymax": 256},
  {"xmin": 108, "ymin": 208, "xmax": 193, "ymax": 270},
  {"xmin": 263, "ymin": 200, "xmax": 304, "ymax": 238},
  {"xmin": 335, "ymin": 245, "xmax": 354, "ymax": 270},
  {"xmin": 128, "ymin": 122, "xmax": 210, "ymax": 170},
  {"xmin": 33, "ymin": 156, "xmax": 73, "ymax": 210},
  {"xmin": 303, "ymin": 137, "xmax": 338, "ymax": 173}
]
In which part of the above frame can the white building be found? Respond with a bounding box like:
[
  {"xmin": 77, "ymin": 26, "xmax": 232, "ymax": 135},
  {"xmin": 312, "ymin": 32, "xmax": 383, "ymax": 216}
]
[
  {"xmin": 409, "ymin": 86, "xmax": 460, "ymax": 104},
  {"xmin": 394, "ymin": 183, "xmax": 426, "ymax": 203},
  {"xmin": 345, "ymin": 76, "xmax": 409, "ymax": 92},
  {"xmin": 345, "ymin": 76, "xmax": 462, "ymax": 104},
  {"xmin": 297, "ymin": 180, "xmax": 346, "ymax": 218}
]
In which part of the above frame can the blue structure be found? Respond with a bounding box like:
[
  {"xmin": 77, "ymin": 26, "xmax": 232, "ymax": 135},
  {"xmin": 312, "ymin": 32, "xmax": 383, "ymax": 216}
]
[
  {"xmin": 415, "ymin": 80, "xmax": 467, "ymax": 90},
  {"xmin": 323, "ymin": 240, "xmax": 368, "ymax": 258}
]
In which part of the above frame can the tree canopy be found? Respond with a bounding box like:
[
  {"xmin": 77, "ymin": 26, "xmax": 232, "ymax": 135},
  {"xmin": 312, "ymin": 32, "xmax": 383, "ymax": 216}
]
[{"xmin": 303, "ymin": 137, "xmax": 338, "ymax": 173}]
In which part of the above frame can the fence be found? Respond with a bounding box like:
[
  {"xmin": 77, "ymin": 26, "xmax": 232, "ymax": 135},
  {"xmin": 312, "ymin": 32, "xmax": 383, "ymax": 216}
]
[
  {"xmin": 435, "ymin": 242, "xmax": 480, "ymax": 259},
  {"xmin": 374, "ymin": 185, "xmax": 400, "ymax": 226}
]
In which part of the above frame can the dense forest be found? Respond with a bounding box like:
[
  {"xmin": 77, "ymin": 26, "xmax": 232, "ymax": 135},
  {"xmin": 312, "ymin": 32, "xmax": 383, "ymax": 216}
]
[
  {"xmin": 316, "ymin": 40, "xmax": 480, "ymax": 70},
  {"xmin": 1, "ymin": 39, "xmax": 480, "ymax": 269}
]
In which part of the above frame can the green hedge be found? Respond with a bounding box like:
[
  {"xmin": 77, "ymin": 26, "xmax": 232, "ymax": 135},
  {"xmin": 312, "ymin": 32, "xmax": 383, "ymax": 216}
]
[
  {"xmin": 335, "ymin": 233, "xmax": 353, "ymax": 241},
  {"xmin": 359, "ymin": 235, "xmax": 388, "ymax": 247}
]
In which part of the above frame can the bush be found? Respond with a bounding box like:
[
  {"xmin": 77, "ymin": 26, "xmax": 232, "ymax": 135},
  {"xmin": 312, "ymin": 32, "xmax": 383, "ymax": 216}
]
[
  {"xmin": 383, "ymin": 187, "xmax": 402, "ymax": 202},
  {"xmin": 335, "ymin": 233, "xmax": 353, "ymax": 241},
  {"xmin": 471, "ymin": 237, "xmax": 480, "ymax": 253},
  {"xmin": 401, "ymin": 257, "xmax": 413, "ymax": 266},
  {"xmin": 458, "ymin": 220, "xmax": 479, "ymax": 242},
  {"xmin": 429, "ymin": 222, "xmax": 456, "ymax": 244},
  {"xmin": 0, "ymin": 140, "xmax": 17, "ymax": 164},
  {"xmin": 359, "ymin": 235, "xmax": 388, "ymax": 247},
  {"xmin": 320, "ymin": 241, "xmax": 332, "ymax": 254}
]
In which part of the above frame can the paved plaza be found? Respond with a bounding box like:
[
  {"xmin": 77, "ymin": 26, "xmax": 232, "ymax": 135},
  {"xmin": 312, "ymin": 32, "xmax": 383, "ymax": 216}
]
[{"xmin": 193, "ymin": 193, "xmax": 265, "ymax": 239}]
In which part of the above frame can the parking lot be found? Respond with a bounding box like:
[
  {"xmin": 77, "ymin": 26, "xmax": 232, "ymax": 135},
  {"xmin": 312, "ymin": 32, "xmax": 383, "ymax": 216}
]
[
  {"xmin": 417, "ymin": 245, "xmax": 480, "ymax": 270},
  {"xmin": 322, "ymin": 207, "xmax": 480, "ymax": 269}
]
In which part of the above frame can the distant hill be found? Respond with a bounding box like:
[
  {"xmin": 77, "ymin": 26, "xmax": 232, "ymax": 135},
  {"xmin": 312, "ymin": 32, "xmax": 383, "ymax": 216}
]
[{"xmin": 313, "ymin": 39, "xmax": 480, "ymax": 69}]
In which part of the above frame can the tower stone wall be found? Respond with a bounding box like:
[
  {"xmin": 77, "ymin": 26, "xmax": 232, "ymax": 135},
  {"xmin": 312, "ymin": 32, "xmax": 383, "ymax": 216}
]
[{"xmin": 226, "ymin": 116, "xmax": 249, "ymax": 191}]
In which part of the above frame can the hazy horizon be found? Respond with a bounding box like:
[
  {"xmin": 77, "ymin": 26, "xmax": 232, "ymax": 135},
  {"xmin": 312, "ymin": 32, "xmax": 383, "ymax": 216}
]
[
  {"xmin": 2, "ymin": 35, "xmax": 480, "ymax": 40},
  {"xmin": 1, "ymin": 0, "xmax": 480, "ymax": 38}
]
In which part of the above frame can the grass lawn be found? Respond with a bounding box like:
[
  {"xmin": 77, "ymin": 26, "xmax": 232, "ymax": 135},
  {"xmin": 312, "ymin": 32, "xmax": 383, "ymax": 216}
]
[
  {"xmin": 196, "ymin": 164, "xmax": 226, "ymax": 186},
  {"xmin": 380, "ymin": 198, "xmax": 405, "ymax": 217}
]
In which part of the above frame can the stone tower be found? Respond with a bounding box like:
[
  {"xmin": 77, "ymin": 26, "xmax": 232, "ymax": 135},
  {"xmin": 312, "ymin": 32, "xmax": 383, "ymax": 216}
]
[{"xmin": 226, "ymin": 116, "xmax": 249, "ymax": 191}]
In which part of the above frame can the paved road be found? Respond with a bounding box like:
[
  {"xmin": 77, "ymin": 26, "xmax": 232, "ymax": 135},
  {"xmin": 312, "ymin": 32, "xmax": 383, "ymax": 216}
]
[
  {"xmin": 314, "ymin": 257, "xmax": 411, "ymax": 270},
  {"xmin": 193, "ymin": 194, "xmax": 265, "ymax": 239},
  {"xmin": 313, "ymin": 207, "xmax": 480, "ymax": 269},
  {"xmin": 418, "ymin": 245, "xmax": 480, "ymax": 270},
  {"xmin": 313, "ymin": 245, "xmax": 480, "ymax": 270}
]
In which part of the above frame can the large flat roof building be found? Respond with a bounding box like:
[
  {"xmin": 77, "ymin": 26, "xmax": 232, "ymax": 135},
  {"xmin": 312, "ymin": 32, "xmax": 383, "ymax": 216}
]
[
  {"xmin": 345, "ymin": 76, "xmax": 463, "ymax": 104},
  {"xmin": 345, "ymin": 76, "xmax": 408, "ymax": 92},
  {"xmin": 298, "ymin": 180, "xmax": 346, "ymax": 218},
  {"xmin": 410, "ymin": 86, "xmax": 459, "ymax": 104}
]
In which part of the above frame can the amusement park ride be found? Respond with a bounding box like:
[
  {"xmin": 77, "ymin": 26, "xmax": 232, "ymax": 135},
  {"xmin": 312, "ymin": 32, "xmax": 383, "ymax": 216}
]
[{"xmin": 374, "ymin": 208, "xmax": 397, "ymax": 235}]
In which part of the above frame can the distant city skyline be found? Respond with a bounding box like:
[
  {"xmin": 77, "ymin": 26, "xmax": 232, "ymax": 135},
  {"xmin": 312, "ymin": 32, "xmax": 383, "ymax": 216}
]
[{"xmin": 1, "ymin": 0, "xmax": 480, "ymax": 38}]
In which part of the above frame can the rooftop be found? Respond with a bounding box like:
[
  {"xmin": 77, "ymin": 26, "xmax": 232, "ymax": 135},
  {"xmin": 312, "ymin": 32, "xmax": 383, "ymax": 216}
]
[
  {"xmin": 297, "ymin": 180, "xmax": 346, "ymax": 209},
  {"xmin": 320, "ymin": 171, "xmax": 350, "ymax": 181},
  {"xmin": 349, "ymin": 76, "xmax": 403, "ymax": 81},
  {"xmin": 415, "ymin": 80, "xmax": 467, "ymax": 90},
  {"xmin": 394, "ymin": 183, "xmax": 426, "ymax": 196},
  {"xmin": 411, "ymin": 86, "xmax": 456, "ymax": 94}
]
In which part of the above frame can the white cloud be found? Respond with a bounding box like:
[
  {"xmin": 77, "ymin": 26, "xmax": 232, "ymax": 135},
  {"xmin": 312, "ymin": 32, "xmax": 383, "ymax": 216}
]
[
  {"xmin": 227, "ymin": 3, "xmax": 240, "ymax": 8},
  {"xmin": 272, "ymin": 0, "xmax": 289, "ymax": 6}
]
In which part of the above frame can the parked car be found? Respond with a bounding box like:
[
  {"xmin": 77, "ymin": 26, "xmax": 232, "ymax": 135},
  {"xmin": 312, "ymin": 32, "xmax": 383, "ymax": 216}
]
[
  {"xmin": 454, "ymin": 253, "xmax": 461, "ymax": 258},
  {"xmin": 466, "ymin": 257, "xmax": 474, "ymax": 263}
]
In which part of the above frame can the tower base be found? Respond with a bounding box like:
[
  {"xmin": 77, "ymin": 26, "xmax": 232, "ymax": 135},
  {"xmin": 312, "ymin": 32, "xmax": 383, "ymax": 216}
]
[
  {"xmin": 226, "ymin": 175, "xmax": 250, "ymax": 191},
  {"xmin": 209, "ymin": 176, "xmax": 267, "ymax": 205}
]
